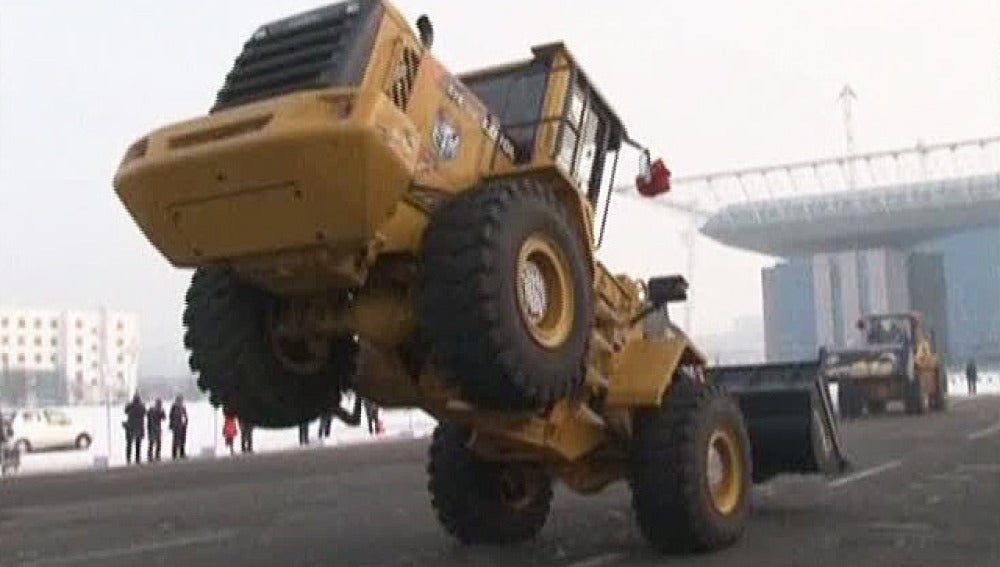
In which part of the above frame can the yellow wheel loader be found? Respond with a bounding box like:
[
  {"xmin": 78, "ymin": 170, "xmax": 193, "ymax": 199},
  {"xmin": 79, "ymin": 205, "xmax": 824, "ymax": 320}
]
[
  {"xmin": 114, "ymin": 1, "xmax": 848, "ymax": 552},
  {"xmin": 823, "ymin": 312, "xmax": 947, "ymax": 418}
]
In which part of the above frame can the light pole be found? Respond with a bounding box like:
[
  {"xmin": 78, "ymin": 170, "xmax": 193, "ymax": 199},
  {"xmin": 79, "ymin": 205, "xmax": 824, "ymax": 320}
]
[
  {"xmin": 613, "ymin": 184, "xmax": 710, "ymax": 334},
  {"xmin": 99, "ymin": 306, "xmax": 115, "ymax": 466}
]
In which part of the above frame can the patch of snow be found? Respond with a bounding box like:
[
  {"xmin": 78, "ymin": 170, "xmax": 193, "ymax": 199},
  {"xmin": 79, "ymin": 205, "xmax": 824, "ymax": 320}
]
[{"xmin": 4, "ymin": 402, "xmax": 437, "ymax": 477}]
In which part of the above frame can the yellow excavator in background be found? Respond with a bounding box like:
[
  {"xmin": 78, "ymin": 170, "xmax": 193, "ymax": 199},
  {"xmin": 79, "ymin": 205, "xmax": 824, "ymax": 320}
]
[{"xmin": 114, "ymin": 0, "xmax": 848, "ymax": 553}]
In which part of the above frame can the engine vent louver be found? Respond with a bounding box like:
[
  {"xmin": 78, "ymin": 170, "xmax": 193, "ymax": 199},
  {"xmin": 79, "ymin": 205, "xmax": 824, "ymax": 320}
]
[
  {"xmin": 212, "ymin": 1, "xmax": 381, "ymax": 111},
  {"xmin": 386, "ymin": 47, "xmax": 420, "ymax": 110}
]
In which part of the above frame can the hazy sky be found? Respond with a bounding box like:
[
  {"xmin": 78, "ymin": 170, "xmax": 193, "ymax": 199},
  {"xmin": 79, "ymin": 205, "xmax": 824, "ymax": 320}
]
[{"xmin": 1, "ymin": 0, "xmax": 997, "ymax": 374}]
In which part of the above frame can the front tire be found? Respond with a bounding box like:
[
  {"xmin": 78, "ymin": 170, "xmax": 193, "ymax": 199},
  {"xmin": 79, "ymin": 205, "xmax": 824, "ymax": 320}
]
[
  {"xmin": 184, "ymin": 267, "xmax": 357, "ymax": 427},
  {"xmin": 419, "ymin": 179, "xmax": 592, "ymax": 409},
  {"xmin": 903, "ymin": 375, "xmax": 928, "ymax": 415},
  {"xmin": 428, "ymin": 423, "xmax": 553, "ymax": 544},
  {"xmin": 630, "ymin": 379, "xmax": 752, "ymax": 553},
  {"xmin": 866, "ymin": 399, "xmax": 886, "ymax": 415},
  {"xmin": 837, "ymin": 381, "xmax": 863, "ymax": 419}
]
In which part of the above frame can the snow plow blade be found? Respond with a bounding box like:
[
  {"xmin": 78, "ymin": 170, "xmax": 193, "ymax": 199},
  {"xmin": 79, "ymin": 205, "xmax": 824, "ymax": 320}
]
[{"xmin": 709, "ymin": 361, "xmax": 851, "ymax": 483}]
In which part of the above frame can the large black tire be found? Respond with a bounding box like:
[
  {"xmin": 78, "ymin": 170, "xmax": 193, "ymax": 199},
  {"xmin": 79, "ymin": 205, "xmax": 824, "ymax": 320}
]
[
  {"xmin": 903, "ymin": 375, "xmax": 928, "ymax": 415},
  {"xmin": 865, "ymin": 399, "xmax": 886, "ymax": 415},
  {"xmin": 419, "ymin": 179, "xmax": 592, "ymax": 409},
  {"xmin": 836, "ymin": 384, "xmax": 850, "ymax": 418},
  {"xmin": 929, "ymin": 368, "xmax": 948, "ymax": 412},
  {"xmin": 75, "ymin": 433, "xmax": 92, "ymax": 450},
  {"xmin": 630, "ymin": 379, "xmax": 752, "ymax": 553},
  {"xmin": 428, "ymin": 423, "xmax": 553, "ymax": 544},
  {"xmin": 837, "ymin": 381, "xmax": 863, "ymax": 419},
  {"xmin": 184, "ymin": 267, "xmax": 356, "ymax": 428}
]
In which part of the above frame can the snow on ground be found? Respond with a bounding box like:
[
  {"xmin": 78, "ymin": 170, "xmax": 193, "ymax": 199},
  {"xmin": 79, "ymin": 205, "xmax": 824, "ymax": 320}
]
[
  {"xmin": 826, "ymin": 371, "xmax": 1000, "ymax": 405},
  {"xmin": 4, "ymin": 400, "xmax": 437, "ymax": 477},
  {"xmin": 3, "ymin": 372, "xmax": 998, "ymax": 478}
]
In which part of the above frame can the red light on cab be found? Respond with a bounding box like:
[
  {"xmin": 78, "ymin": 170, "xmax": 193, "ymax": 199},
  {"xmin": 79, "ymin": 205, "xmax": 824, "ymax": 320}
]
[{"xmin": 636, "ymin": 158, "xmax": 671, "ymax": 197}]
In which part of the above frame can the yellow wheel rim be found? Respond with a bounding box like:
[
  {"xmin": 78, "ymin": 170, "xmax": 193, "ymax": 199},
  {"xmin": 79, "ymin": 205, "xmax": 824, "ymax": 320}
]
[
  {"xmin": 515, "ymin": 233, "xmax": 575, "ymax": 349},
  {"xmin": 706, "ymin": 427, "xmax": 743, "ymax": 515}
]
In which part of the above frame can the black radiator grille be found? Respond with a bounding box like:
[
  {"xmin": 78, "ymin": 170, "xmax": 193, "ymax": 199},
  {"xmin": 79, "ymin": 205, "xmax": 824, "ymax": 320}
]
[{"xmin": 213, "ymin": 0, "xmax": 382, "ymax": 111}]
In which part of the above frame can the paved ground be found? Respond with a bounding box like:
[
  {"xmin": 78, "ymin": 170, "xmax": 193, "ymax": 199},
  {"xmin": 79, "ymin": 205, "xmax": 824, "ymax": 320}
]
[{"xmin": 1, "ymin": 395, "xmax": 998, "ymax": 567}]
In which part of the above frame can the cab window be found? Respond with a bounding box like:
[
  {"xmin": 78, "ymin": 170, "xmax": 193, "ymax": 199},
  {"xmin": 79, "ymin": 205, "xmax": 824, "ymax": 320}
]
[
  {"xmin": 555, "ymin": 75, "xmax": 619, "ymax": 205},
  {"xmin": 463, "ymin": 61, "xmax": 549, "ymax": 163}
]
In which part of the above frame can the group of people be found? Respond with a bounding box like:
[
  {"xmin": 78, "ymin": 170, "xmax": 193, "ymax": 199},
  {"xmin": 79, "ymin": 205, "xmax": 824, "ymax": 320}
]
[
  {"xmin": 123, "ymin": 394, "xmax": 189, "ymax": 465},
  {"xmin": 124, "ymin": 392, "xmax": 387, "ymax": 460},
  {"xmin": 298, "ymin": 397, "xmax": 382, "ymax": 446}
]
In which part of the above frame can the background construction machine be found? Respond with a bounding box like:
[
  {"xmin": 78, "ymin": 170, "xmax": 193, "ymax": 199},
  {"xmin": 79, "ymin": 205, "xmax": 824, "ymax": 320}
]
[
  {"xmin": 113, "ymin": 0, "xmax": 848, "ymax": 553},
  {"xmin": 823, "ymin": 312, "xmax": 947, "ymax": 417}
]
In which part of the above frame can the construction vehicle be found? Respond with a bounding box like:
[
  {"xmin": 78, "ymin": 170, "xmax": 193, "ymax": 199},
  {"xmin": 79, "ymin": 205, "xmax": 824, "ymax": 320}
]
[
  {"xmin": 823, "ymin": 312, "xmax": 947, "ymax": 418},
  {"xmin": 113, "ymin": 1, "xmax": 848, "ymax": 553}
]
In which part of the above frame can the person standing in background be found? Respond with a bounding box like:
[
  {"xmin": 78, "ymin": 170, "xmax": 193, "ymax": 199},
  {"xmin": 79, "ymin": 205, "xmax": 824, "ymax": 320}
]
[
  {"xmin": 363, "ymin": 399, "xmax": 381, "ymax": 435},
  {"xmin": 123, "ymin": 394, "xmax": 146, "ymax": 465},
  {"xmin": 146, "ymin": 398, "xmax": 166, "ymax": 463},
  {"xmin": 169, "ymin": 395, "xmax": 189, "ymax": 460},
  {"xmin": 966, "ymin": 358, "xmax": 979, "ymax": 395},
  {"xmin": 298, "ymin": 421, "xmax": 310, "ymax": 446},
  {"xmin": 222, "ymin": 410, "xmax": 238, "ymax": 456},
  {"xmin": 239, "ymin": 417, "xmax": 254, "ymax": 454},
  {"xmin": 317, "ymin": 408, "xmax": 333, "ymax": 440}
]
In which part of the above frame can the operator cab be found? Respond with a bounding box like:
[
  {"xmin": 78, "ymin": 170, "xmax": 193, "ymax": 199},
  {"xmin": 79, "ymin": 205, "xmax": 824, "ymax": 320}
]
[
  {"xmin": 859, "ymin": 314, "xmax": 915, "ymax": 346},
  {"xmin": 460, "ymin": 43, "xmax": 628, "ymax": 206}
]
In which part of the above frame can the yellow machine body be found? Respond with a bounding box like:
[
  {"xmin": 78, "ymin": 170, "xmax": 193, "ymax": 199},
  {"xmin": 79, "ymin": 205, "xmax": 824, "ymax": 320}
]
[{"xmin": 114, "ymin": 0, "xmax": 695, "ymax": 493}]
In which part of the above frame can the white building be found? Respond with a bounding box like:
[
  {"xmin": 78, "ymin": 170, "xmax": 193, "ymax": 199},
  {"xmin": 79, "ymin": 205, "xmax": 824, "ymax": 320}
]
[{"xmin": 0, "ymin": 307, "xmax": 139, "ymax": 406}]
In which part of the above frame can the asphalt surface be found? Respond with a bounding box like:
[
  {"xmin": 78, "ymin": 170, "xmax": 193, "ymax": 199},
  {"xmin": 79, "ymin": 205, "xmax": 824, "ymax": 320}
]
[{"xmin": 1, "ymin": 395, "xmax": 999, "ymax": 567}]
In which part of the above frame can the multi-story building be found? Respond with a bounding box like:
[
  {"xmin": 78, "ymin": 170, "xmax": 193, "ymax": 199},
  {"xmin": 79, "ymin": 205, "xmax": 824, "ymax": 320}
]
[
  {"xmin": 761, "ymin": 260, "xmax": 817, "ymax": 362},
  {"xmin": 759, "ymin": 226, "xmax": 999, "ymax": 365},
  {"xmin": 762, "ymin": 246, "xmax": 967, "ymax": 363},
  {"xmin": 0, "ymin": 308, "xmax": 139, "ymax": 406}
]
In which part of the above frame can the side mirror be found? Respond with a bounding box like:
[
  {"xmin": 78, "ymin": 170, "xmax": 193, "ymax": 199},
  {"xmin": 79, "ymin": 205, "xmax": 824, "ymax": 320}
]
[
  {"xmin": 416, "ymin": 15, "xmax": 434, "ymax": 49},
  {"xmin": 648, "ymin": 275, "xmax": 688, "ymax": 307},
  {"xmin": 855, "ymin": 318, "xmax": 866, "ymax": 330}
]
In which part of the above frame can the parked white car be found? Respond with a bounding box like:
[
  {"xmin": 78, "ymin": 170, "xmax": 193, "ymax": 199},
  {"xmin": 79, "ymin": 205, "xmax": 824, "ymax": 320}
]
[{"xmin": 9, "ymin": 409, "xmax": 92, "ymax": 452}]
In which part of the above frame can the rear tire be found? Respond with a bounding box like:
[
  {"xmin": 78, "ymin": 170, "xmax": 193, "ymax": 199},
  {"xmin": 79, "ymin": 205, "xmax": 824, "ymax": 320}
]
[
  {"xmin": 419, "ymin": 179, "xmax": 592, "ymax": 409},
  {"xmin": 929, "ymin": 368, "xmax": 948, "ymax": 412},
  {"xmin": 428, "ymin": 422, "xmax": 553, "ymax": 544},
  {"xmin": 75, "ymin": 434, "xmax": 92, "ymax": 450},
  {"xmin": 184, "ymin": 267, "xmax": 357, "ymax": 428},
  {"xmin": 630, "ymin": 379, "xmax": 751, "ymax": 553}
]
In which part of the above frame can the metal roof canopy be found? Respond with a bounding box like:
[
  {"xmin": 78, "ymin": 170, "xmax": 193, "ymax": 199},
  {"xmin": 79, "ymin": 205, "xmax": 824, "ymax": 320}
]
[
  {"xmin": 701, "ymin": 174, "xmax": 1000, "ymax": 256},
  {"xmin": 656, "ymin": 136, "xmax": 1000, "ymax": 257}
]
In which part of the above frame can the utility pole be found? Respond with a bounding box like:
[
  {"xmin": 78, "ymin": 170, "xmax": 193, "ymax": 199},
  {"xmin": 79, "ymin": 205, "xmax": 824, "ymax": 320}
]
[
  {"xmin": 839, "ymin": 85, "xmax": 868, "ymax": 330},
  {"xmin": 100, "ymin": 306, "xmax": 113, "ymax": 463},
  {"xmin": 613, "ymin": 185, "xmax": 708, "ymax": 335},
  {"xmin": 839, "ymin": 84, "xmax": 858, "ymax": 189},
  {"xmin": 681, "ymin": 220, "xmax": 697, "ymax": 334}
]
